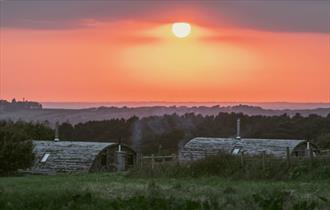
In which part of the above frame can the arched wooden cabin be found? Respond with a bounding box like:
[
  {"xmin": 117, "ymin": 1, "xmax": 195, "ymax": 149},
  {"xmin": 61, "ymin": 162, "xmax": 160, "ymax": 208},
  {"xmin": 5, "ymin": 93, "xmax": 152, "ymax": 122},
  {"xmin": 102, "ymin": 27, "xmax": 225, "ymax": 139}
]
[
  {"xmin": 30, "ymin": 140, "xmax": 136, "ymax": 174},
  {"xmin": 179, "ymin": 137, "xmax": 319, "ymax": 161}
]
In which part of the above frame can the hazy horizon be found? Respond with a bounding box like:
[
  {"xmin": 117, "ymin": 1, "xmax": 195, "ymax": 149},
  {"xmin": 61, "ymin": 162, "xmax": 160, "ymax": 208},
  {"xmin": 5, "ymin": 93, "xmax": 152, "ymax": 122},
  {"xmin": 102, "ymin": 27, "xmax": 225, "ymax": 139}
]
[{"xmin": 40, "ymin": 101, "xmax": 330, "ymax": 110}]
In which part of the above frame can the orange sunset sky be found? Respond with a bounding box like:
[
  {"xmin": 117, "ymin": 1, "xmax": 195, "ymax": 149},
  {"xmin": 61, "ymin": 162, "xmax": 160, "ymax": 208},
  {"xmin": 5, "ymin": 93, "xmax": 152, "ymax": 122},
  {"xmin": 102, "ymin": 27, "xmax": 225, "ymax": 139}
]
[{"xmin": 1, "ymin": 1, "xmax": 329, "ymax": 103}]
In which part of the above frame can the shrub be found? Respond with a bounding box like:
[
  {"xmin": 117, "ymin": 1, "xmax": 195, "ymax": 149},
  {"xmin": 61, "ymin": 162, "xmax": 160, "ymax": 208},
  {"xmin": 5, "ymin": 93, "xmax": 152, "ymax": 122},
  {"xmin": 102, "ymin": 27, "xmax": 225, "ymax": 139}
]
[
  {"xmin": 315, "ymin": 133, "xmax": 330, "ymax": 149},
  {"xmin": 0, "ymin": 129, "xmax": 34, "ymax": 175},
  {"xmin": 128, "ymin": 152, "xmax": 330, "ymax": 181}
]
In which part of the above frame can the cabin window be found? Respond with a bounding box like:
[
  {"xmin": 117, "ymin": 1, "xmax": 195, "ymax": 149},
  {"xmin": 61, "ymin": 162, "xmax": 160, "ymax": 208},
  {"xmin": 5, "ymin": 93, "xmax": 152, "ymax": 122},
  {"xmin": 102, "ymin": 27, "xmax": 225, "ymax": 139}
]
[
  {"xmin": 40, "ymin": 153, "xmax": 50, "ymax": 163},
  {"xmin": 232, "ymin": 147, "xmax": 241, "ymax": 155}
]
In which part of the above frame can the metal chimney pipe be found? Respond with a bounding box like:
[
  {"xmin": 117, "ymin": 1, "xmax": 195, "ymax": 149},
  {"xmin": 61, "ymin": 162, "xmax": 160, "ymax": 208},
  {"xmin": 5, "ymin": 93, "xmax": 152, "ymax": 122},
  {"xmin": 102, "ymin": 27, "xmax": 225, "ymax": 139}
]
[
  {"xmin": 307, "ymin": 141, "xmax": 310, "ymax": 150},
  {"xmin": 236, "ymin": 118, "xmax": 241, "ymax": 139},
  {"xmin": 54, "ymin": 122, "xmax": 60, "ymax": 142}
]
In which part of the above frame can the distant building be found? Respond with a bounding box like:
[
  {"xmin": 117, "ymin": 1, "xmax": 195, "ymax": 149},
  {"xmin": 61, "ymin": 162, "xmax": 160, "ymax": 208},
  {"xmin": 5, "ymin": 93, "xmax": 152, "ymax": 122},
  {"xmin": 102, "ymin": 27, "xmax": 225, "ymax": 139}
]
[
  {"xmin": 179, "ymin": 137, "xmax": 319, "ymax": 161},
  {"xmin": 29, "ymin": 140, "xmax": 136, "ymax": 174}
]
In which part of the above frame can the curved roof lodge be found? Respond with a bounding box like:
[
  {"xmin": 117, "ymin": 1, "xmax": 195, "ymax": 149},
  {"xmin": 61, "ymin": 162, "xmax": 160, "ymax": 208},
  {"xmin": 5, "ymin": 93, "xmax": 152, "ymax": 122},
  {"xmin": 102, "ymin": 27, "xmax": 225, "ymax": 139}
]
[
  {"xmin": 30, "ymin": 140, "xmax": 136, "ymax": 174},
  {"xmin": 180, "ymin": 137, "xmax": 318, "ymax": 161}
]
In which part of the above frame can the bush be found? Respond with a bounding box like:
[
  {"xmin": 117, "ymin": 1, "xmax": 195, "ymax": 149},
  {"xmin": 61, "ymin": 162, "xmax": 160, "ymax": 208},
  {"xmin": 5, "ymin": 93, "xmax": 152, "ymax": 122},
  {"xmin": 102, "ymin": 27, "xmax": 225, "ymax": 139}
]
[
  {"xmin": 0, "ymin": 187, "xmax": 328, "ymax": 210},
  {"xmin": 128, "ymin": 153, "xmax": 330, "ymax": 181},
  {"xmin": 0, "ymin": 190, "xmax": 218, "ymax": 210},
  {"xmin": 315, "ymin": 133, "xmax": 330, "ymax": 149},
  {"xmin": 127, "ymin": 153, "xmax": 245, "ymax": 179},
  {"xmin": 189, "ymin": 153, "xmax": 241, "ymax": 177},
  {"xmin": 0, "ymin": 128, "xmax": 34, "ymax": 175},
  {"xmin": 0, "ymin": 120, "xmax": 53, "ymax": 175}
]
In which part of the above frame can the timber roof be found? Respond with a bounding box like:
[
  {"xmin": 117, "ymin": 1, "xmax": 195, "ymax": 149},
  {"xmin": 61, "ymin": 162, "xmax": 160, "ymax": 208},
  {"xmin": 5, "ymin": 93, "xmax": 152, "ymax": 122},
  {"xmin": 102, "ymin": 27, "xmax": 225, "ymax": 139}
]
[
  {"xmin": 31, "ymin": 140, "xmax": 118, "ymax": 174},
  {"xmin": 181, "ymin": 137, "xmax": 308, "ymax": 160}
]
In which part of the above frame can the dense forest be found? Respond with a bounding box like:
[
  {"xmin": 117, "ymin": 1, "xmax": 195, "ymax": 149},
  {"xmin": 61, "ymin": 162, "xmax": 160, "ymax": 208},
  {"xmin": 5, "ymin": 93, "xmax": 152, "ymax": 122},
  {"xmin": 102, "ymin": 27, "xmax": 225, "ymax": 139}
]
[{"xmin": 1, "ymin": 113, "xmax": 330, "ymax": 156}]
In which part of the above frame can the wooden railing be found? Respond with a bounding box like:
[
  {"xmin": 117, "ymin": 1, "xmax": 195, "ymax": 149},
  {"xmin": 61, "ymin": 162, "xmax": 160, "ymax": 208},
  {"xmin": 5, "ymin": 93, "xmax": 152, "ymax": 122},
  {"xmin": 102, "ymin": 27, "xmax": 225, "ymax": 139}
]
[
  {"xmin": 137, "ymin": 154, "xmax": 178, "ymax": 169},
  {"xmin": 137, "ymin": 148, "xmax": 330, "ymax": 170}
]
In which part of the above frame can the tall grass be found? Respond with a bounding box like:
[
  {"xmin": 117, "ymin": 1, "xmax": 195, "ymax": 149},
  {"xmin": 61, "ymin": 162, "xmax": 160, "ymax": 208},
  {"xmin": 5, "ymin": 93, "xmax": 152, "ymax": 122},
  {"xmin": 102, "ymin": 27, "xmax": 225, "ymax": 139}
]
[
  {"xmin": 128, "ymin": 153, "xmax": 330, "ymax": 181},
  {"xmin": 1, "ymin": 179, "xmax": 329, "ymax": 210},
  {"xmin": 1, "ymin": 153, "xmax": 330, "ymax": 209},
  {"xmin": 1, "ymin": 172, "xmax": 330, "ymax": 210}
]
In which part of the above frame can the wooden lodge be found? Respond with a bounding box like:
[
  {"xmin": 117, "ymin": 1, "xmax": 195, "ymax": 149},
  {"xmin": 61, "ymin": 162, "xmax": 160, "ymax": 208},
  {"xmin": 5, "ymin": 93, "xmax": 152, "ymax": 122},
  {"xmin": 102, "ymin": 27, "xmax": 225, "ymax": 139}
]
[
  {"xmin": 179, "ymin": 118, "xmax": 319, "ymax": 161},
  {"xmin": 29, "ymin": 140, "xmax": 136, "ymax": 174},
  {"xmin": 179, "ymin": 137, "xmax": 319, "ymax": 161}
]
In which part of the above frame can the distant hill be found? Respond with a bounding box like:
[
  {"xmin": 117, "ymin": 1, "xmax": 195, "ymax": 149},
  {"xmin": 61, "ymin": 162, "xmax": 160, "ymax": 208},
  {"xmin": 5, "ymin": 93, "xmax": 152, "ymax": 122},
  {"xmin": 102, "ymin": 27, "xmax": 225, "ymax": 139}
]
[
  {"xmin": 42, "ymin": 101, "xmax": 330, "ymax": 110},
  {"xmin": 0, "ymin": 103, "xmax": 329, "ymax": 125}
]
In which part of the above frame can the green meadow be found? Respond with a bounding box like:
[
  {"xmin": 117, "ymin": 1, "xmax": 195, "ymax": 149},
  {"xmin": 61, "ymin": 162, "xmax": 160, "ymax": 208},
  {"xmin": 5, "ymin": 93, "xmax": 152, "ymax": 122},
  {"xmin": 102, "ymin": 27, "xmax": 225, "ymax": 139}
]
[{"xmin": 0, "ymin": 173, "xmax": 329, "ymax": 210}]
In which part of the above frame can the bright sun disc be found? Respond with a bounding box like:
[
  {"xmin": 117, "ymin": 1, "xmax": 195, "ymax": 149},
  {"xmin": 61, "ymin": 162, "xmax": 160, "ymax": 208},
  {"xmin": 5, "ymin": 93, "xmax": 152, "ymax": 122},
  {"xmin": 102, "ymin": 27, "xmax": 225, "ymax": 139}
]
[{"xmin": 172, "ymin": 22, "xmax": 191, "ymax": 38}]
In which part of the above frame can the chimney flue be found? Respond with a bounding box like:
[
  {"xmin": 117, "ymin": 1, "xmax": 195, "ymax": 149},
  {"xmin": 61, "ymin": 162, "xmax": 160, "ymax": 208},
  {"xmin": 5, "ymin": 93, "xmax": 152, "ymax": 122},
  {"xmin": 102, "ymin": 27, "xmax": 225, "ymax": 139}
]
[
  {"xmin": 236, "ymin": 118, "xmax": 241, "ymax": 140},
  {"xmin": 54, "ymin": 122, "xmax": 60, "ymax": 142}
]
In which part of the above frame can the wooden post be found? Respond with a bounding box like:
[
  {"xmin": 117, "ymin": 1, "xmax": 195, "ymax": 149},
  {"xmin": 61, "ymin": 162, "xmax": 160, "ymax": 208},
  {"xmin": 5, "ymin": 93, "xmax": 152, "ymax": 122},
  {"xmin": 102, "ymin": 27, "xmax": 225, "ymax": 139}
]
[
  {"xmin": 173, "ymin": 154, "xmax": 179, "ymax": 166},
  {"xmin": 309, "ymin": 148, "xmax": 314, "ymax": 159},
  {"xmin": 309, "ymin": 147, "xmax": 314, "ymax": 167},
  {"xmin": 240, "ymin": 152, "xmax": 244, "ymax": 168},
  {"xmin": 151, "ymin": 154, "xmax": 155, "ymax": 170},
  {"xmin": 171, "ymin": 153, "xmax": 176, "ymax": 161},
  {"xmin": 140, "ymin": 153, "xmax": 143, "ymax": 169},
  {"xmin": 262, "ymin": 151, "xmax": 266, "ymax": 171},
  {"xmin": 286, "ymin": 147, "xmax": 291, "ymax": 168},
  {"xmin": 136, "ymin": 153, "xmax": 139, "ymax": 168}
]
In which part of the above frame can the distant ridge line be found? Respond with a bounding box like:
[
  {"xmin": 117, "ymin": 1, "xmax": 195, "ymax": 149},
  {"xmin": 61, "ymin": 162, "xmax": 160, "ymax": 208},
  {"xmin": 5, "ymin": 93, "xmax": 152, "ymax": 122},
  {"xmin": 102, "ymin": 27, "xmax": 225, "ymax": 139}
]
[{"xmin": 41, "ymin": 101, "xmax": 330, "ymax": 110}]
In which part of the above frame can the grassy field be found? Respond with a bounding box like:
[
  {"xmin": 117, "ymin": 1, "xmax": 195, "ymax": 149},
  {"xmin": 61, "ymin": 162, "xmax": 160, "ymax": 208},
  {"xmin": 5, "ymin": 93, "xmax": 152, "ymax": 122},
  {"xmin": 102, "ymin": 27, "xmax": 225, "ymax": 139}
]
[{"xmin": 0, "ymin": 173, "xmax": 329, "ymax": 210}]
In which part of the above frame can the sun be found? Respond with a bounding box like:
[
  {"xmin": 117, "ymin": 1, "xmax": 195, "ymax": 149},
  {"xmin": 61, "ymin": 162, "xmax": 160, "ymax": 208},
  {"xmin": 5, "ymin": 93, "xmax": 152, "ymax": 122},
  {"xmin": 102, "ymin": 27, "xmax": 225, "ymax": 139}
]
[{"xmin": 172, "ymin": 22, "xmax": 191, "ymax": 38}]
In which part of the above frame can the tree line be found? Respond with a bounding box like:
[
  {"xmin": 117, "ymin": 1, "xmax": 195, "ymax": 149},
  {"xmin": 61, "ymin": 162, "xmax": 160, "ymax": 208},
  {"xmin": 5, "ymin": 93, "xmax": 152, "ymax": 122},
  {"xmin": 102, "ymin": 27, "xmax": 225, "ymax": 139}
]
[
  {"xmin": 0, "ymin": 99, "xmax": 42, "ymax": 111},
  {"xmin": 58, "ymin": 112, "xmax": 330, "ymax": 154}
]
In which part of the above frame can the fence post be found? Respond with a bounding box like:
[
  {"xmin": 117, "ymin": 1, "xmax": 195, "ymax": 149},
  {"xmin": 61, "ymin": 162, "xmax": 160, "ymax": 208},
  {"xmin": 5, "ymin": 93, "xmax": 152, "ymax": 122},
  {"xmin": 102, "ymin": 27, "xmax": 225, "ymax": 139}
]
[
  {"xmin": 136, "ymin": 153, "xmax": 140, "ymax": 169},
  {"xmin": 309, "ymin": 147, "xmax": 314, "ymax": 158},
  {"xmin": 240, "ymin": 152, "xmax": 244, "ymax": 168},
  {"xmin": 151, "ymin": 154, "xmax": 155, "ymax": 170},
  {"xmin": 174, "ymin": 154, "xmax": 180, "ymax": 166},
  {"xmin": 262, "ymin": 151, "xmax": 266, "ymax": 171},
  {"xmin": 309, "ymin": 147, "xmax": 314, "ymax": 167},
  {"xmin": 286, "ymin": 147, "xmax": 291, "ymax": 168},
  {"xmin": 171, "ymin": 153, "xmax": 176, "ymax": 161},
  {"xmin": 140, "ymin": 153, "xmax": 144, "ymax": 169}
]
